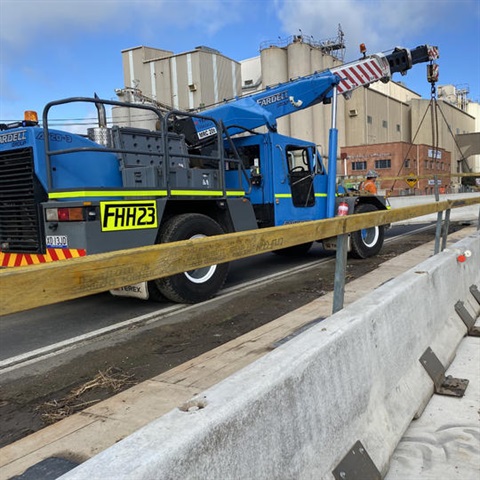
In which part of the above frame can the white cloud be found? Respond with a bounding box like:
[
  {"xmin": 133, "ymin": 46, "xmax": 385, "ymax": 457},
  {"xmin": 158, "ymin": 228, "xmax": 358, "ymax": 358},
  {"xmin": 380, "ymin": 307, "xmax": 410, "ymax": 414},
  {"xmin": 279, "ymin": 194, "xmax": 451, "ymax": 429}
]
[
  {"xmin": 0, "ymin": 0, "xmax": 244, "ymax": 52},
  {"xmin": 274, "ymin": 0, "xmax": 469, "ymax": 60},
  {"xmin": 1, "ymin": 0, "xmax": 117, "ymax": 49}
]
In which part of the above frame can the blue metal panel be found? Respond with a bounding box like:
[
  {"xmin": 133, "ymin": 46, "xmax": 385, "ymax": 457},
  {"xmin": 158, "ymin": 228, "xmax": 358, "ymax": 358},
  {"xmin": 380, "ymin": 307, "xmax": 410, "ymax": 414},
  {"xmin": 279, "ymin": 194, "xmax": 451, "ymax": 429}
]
[
  {"xmin": 0, "ymin": 127, "xmax": 122, "ymax": 192},
  {"xmin": 273, "ymin": 174, "xmax": 328, "ymax": 226}
]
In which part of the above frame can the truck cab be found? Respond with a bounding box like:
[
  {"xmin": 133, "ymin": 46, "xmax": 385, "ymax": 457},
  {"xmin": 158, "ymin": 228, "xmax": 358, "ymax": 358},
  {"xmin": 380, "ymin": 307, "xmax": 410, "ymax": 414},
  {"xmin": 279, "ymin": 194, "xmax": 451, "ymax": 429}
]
[{"xmin": 226, "ymin": 132, "xmax": 328, "ymax": 228}]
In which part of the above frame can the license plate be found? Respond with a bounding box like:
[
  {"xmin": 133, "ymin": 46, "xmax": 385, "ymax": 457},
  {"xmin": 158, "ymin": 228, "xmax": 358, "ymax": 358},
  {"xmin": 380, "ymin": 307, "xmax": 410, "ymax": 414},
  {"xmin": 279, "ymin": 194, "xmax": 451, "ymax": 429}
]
[
  {"xmin": 46, "ymin": 235, "xmax": 68, "ymax": 248},
  {"xmin": 100, "ymin": 200, "xmax": 158, "ymax": 232}
]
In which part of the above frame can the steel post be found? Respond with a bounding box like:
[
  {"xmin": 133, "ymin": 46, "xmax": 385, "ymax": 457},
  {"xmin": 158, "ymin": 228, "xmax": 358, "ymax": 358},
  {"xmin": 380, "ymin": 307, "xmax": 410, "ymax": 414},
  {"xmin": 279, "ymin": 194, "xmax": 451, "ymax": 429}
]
[
  {"xmin": 332, "ymin": 233, "xmax": 348, "ymax": 314},
  {"xmin": 434, "ymin": 175, "xmax": 442, "ymax": 254},
  {"xmin": 326, "ymin": 86, "xmax": 338, "ymax": 219},
  {"xmin": 434, "ymin": 211, "xmax": 443, "ymax": 254},
  {"xmin": 441, "ymin": 208, "xmax": 451, "ymax": 251}
]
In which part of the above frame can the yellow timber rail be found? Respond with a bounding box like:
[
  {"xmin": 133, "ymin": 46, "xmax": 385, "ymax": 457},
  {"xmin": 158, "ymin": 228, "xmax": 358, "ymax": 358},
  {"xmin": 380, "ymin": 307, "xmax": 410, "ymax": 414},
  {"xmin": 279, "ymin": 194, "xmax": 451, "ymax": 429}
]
[{"xmin": 1, "ymin": 197, "xmax": 479, "ymax": 316}]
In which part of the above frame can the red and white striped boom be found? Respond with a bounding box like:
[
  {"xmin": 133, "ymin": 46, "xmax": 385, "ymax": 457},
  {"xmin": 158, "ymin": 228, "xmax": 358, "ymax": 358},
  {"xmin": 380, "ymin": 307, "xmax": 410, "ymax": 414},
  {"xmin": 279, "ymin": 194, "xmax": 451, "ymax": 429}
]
[{"xmin": 332, "ymin": 45, "xmax": 439, "ymax": 96}]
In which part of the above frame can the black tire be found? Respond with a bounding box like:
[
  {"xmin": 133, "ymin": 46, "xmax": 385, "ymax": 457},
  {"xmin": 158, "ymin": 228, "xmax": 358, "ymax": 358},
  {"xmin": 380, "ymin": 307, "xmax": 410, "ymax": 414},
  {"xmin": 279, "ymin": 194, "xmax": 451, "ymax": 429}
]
[
  {"xmin": 273, "ymin": 242, "xmax": 313, "ymax": 256},
  {"xmin": 147, "ymin": 281, "xmax": 168, "ymax": 302},
  {"xmin": 350, "ymin": 203, "xmax": 385, "ymax": 259},
  {"xmin": 154, "ymin": 214, "xmax": 229, "ymax": 304}
]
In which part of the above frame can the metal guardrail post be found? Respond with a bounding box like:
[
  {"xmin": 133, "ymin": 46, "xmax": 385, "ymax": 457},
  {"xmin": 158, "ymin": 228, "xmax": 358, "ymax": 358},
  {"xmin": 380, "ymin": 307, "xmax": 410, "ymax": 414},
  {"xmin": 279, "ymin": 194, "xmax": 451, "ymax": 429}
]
[
  {"xmin": 332, "ymin": 234, "xmax": 348, "ymax": 314},
  {"xmin": 441, "ymin": 208, "xmax": 451, "ymax": 251},
  {"xmin": 433, "ymin": 175, "xmax": 442, "ymax": 254},
  {"xmin": 434, "ymin": 211, "xmax": 443, "ymax": 254}
]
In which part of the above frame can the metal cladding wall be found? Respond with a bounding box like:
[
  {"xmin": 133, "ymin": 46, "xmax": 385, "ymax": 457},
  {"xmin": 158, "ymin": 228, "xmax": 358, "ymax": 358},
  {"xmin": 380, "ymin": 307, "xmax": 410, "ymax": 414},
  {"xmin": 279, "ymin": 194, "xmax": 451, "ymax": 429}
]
[
  {"xmin": 60, "ymin": 231, "xmax": 480, "ymax": 480},
  {"xmin": 121, "ymin": 46, "xmax": 173, "ymax": 101},
  {"xmin": 121, "ymin": 47, "xmax": 241, "ymax": 112}
]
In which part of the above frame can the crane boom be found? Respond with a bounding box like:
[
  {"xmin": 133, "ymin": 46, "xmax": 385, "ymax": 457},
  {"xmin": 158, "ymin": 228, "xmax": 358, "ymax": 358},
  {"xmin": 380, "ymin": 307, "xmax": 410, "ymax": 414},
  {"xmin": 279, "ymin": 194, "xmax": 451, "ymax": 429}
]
[
  {"xmin": 176, "ymin": 44, "xmax": 439, "ymax": 146},
  {"xmin": 332, "ymin": 45, "xmax": 439, "ymax": 95}
]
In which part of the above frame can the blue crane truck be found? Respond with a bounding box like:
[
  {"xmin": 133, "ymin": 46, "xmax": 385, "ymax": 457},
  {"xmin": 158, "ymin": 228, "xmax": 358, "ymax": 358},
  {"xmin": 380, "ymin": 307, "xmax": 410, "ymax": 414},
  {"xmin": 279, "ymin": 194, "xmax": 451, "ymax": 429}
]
[{"xmin": 0, "ymin": 44, "xmax": 439, "ymax": 303}]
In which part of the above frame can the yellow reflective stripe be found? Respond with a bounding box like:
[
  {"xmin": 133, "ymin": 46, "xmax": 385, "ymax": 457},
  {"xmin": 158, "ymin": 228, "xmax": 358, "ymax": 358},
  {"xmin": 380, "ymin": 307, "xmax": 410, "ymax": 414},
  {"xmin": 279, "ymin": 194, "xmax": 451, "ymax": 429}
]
[
  {"xmin": 49, "ymin": 189, "xmax": 245, "ymax": 200},
  {"xmin": 170, "ymin": 190, "xmax": 244, "ymax": 197},
  {"xmin": 49, "ymin": 190, "xmax": 167, "ymax": 199},
  {"xmin": 170, "ymin": 190, "xmax": 222, "ymax": 197},
  {"xmin": 275, "ymin": 193, "xmax": 327, "ymax": 198}
]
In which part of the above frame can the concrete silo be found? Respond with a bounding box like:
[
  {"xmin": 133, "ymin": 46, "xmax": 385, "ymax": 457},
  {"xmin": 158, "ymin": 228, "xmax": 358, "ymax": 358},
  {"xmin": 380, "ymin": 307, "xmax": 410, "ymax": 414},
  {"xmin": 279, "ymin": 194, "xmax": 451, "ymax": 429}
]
[
  {"xmin": 260, "ymin": 45, "xmax": 290, "ymax": 135},
  {"xmin": 287, "ymin": 37, "xmax": 314, "ymax": 142}
]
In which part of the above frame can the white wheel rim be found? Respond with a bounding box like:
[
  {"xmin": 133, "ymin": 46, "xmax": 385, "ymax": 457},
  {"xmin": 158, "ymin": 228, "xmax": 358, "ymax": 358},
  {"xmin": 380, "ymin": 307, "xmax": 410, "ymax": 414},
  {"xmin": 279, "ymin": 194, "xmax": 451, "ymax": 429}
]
[
  {"xmin": 361, "ymin": 226, "xmax": 379, "ymax": 248},
  {"xmin": 184, "ymin": 234, "xmax": 217, "ymax": 284}
]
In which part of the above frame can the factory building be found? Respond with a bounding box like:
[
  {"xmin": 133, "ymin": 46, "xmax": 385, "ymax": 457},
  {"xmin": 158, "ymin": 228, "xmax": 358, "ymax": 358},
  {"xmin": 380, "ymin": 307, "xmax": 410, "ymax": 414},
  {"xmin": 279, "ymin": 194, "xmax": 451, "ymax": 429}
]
[{"xmin": 119, "ymin": 33, "xmax": 478, "ymax": 196}]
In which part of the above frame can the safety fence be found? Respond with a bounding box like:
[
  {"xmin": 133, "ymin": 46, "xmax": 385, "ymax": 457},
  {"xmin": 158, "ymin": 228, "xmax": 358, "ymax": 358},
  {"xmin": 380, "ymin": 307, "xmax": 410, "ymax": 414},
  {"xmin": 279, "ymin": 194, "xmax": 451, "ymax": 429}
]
[{"xmin": 1, "ymin": 196, "xmax": 479, "ymax": 317}]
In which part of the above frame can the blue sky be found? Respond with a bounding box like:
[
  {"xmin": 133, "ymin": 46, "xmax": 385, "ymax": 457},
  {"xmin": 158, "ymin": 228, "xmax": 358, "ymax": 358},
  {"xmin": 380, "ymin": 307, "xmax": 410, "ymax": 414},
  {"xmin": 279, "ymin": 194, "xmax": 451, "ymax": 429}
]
[{"xmin": 1, "ymin": 0, "xmax": 479, "ymax": 128}]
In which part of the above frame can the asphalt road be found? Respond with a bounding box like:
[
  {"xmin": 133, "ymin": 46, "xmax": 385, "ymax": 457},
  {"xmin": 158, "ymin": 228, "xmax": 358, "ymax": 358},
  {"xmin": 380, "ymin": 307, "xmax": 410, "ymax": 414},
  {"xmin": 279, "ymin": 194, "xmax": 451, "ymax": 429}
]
[{"xmin": 0, "ymin": 223, "xmax": 429, "ymax": 365}]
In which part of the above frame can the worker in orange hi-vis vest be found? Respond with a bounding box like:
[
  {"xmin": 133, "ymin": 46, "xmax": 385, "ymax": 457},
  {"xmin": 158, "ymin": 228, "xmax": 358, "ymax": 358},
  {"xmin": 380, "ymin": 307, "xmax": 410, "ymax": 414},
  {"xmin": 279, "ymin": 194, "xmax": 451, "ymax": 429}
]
[{"xmin": 360, "ymin": 170, "xmax": 379, "ymax": 194}]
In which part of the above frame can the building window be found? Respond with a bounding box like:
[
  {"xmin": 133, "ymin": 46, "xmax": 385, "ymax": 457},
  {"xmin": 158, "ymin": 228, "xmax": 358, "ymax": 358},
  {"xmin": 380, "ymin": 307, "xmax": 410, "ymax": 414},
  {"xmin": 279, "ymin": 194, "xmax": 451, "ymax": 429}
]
[
  {"xmin": 382, "ymin": 120, "xmax": 388, "ymax": 128},
  {"xmin": 396, "ymin": 124, "xmax": 401, "ymax": 132},
  {"xmin": 374, "ymin": 159, "xmax": 391, "ymax": 169},
  {"xmin": 405, "ymin": 159, "xmax": 410, "ymax": 168},
  {"xmin": 352, "ymin": 161, "xmax": 367, "ymax": 171},
  {"xmin": 424, "ymin": 160, "xmax": 429, "ymax": 169},
  {"xmin": 367, "ymin": 116, "xmax": 372, "ymax": 124}
]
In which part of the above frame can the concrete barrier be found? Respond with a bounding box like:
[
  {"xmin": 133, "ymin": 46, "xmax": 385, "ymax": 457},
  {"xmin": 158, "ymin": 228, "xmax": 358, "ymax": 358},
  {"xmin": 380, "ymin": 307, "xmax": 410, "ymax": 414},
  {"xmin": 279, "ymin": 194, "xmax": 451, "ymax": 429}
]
[
  {"xmin": 388, "ymin": 192, "xmax": 480, "ymax": 224},
  {"xmin": 58, "ymin": 230, "xmax": 479, "ymax": 479}
]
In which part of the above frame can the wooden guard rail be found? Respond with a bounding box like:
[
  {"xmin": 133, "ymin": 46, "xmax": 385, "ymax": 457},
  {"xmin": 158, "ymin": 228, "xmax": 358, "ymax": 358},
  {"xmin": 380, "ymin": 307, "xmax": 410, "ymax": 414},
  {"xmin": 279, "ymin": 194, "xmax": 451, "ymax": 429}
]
[{"xmin": 1, "ymin": 197, "xmax": 479, "ymax": 316}]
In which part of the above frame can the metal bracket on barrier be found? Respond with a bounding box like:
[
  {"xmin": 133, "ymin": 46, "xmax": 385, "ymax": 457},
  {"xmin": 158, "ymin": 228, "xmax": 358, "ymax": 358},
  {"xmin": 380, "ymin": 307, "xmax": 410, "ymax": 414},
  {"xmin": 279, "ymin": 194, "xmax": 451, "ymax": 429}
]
[
  {"xmin": 420, "ymin": 347, "xmax": 469, "ymax": 397},
  {"xmin": 470, "ymin": 285, "xmax": 480, "ymax": 305},
  {"xmin": 332, "ymin": 440, "xmax": 381, "ymax": 480},
  {"xmin": 455, "ymin": 300, "xmax": 480, "ymax": 337}
]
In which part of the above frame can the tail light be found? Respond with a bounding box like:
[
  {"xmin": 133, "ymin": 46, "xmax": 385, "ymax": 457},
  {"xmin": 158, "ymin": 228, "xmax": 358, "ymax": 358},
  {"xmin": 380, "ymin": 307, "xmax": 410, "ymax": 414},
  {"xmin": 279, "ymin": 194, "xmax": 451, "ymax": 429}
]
[{"xmin": 45, "ymin": 206, "xmax": 97, "ymax": 222}]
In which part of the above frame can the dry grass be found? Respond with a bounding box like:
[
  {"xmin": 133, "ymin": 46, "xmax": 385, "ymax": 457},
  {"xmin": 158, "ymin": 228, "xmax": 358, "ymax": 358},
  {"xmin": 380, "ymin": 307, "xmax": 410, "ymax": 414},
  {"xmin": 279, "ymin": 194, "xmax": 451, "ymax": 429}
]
[{"xmin": 36, "ymin": 367, "xmax": 135, "ymax": 424}]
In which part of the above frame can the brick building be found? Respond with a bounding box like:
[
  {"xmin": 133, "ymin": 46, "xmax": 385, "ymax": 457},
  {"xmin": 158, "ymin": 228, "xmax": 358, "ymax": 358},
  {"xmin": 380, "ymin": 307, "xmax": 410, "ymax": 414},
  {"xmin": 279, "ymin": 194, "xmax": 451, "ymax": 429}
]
[{"xmin": 341, "ymin": 142, "xmax": 451, "ymax": 195}]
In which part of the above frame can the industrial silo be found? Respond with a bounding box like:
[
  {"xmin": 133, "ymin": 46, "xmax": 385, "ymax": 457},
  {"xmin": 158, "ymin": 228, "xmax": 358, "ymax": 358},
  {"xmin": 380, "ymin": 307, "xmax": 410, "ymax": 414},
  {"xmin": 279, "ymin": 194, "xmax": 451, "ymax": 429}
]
[
  {"xmin": 261, "ymin": 45, "xmax": 290, "ymax": 135},
  {"xmin": 287, "ymin": 37, "xmax": 314, "ymax": 142}
]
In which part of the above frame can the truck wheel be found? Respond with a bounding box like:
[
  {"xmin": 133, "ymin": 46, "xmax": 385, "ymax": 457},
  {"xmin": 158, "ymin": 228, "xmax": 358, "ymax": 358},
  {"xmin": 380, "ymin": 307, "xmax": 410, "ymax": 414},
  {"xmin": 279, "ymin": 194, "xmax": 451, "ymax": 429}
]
[
  {"xmin": 154, "ymin": 214, "xmax": 229, "ymax": 303},
  {"xmin": 350, "ymin": 203, "xmax": 384, "ymax": 259},
  {"xmin": 147, "ymin": 281, "xmax": 167, "ymax": 302},
  {"xmin": 273, "ymin": 242, "xmax": 313, "ymax": 256}
]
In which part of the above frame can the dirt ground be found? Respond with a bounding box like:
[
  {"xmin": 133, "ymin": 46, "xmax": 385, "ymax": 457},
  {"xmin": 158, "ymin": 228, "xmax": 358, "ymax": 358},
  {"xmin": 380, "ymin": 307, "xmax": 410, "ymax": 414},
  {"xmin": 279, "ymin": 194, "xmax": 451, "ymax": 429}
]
[{"xmin": 0, "ymin": 224, "xmax": 467, "ymax": 449}]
